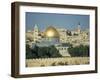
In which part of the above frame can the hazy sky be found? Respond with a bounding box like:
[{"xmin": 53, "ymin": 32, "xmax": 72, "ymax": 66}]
[{"xmin": 26, "ymin": 12, "xmax": 89, "ymax": 31}]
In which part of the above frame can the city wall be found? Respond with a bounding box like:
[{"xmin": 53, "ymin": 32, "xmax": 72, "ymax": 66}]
[{"xmin": 26, "ymin": 57, "xmax": 89, "ymax": 67}]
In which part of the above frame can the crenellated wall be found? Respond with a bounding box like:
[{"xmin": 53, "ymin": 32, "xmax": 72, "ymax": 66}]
[{"xmin": 26, "ymin": 57, "xmax": 89, "ymax": 67}]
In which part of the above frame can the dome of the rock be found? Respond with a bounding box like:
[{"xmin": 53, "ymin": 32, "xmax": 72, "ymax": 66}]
[{"xmin": 44, "ymin": 26, "xmax": 59, "ymax": 38}]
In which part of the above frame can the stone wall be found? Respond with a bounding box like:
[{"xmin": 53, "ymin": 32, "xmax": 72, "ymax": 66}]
[{"xmin": 26, "ymin": 57, "xmax": 89, "ymax": 67}]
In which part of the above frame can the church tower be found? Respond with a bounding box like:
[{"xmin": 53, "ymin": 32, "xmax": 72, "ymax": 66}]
[
  {"xmin": 33, "ymin": 24, "xmax": 39, "ymax": 42},
  {"xmin": 77, "ymin": 22, "xmax": 81, "ymax": 34}
]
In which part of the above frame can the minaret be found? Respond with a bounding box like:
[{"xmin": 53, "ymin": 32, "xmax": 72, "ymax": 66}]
[
  {"xmin": 33, "ymin": 24, "xmax": 39, "ymax": 42},
  {"xmin": 77, "ymin": 22, "xmax": 81, "ymax": 34}
]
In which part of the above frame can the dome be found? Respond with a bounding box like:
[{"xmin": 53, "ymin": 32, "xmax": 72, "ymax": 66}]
[{"xmin": 44, "ymin": 26, "xmax": 59, "ymax": 38}]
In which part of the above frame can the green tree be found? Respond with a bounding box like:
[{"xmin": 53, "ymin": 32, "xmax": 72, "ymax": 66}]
[
  {"xmin": 26, "ymin": 44, "xmax": 62, "ymax": 59},
  {"xmin": 26, "ymin": 44, "xmax": 34, "ymax": 59},
  {"xmin": 49, "ymin": 45, "xmax": 62, "ymax": 58},
  {"xmin": 68, "ymin": 45, "xmax": 89, "ymax": 57},
  {"xmin": 26, "ymin": 44, "xmax": 39, "ymax": 59}
]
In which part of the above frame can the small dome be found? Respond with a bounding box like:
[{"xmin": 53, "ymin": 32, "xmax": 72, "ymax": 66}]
[{"xmin": 44, "ymin": 26, "xmax": 59, "ymax": 38}]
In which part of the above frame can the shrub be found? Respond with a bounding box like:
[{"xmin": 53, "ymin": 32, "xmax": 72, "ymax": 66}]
[
  {"xmin": 26, "ymin": 44, "xmax": 62, "ymax": 59},
  {"xmin": 68, "ymin": 45, "xmax": 89, "ymax": 57}
]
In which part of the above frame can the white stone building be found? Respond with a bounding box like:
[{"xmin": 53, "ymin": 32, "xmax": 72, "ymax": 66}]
[
  {"xmin": 55, "ymin": 44, "xmax": 70, "ymax": 57},
  {"xmin": 33, "ymin": 24, "xmax": 39, "ymax": 42},
  {"xmin": 57, "ymin": 28, "xmax": 68, "ymax": 43},
  {"xmin": 26, "ymin": 24, "xmax": 89, "ymax": 57}
]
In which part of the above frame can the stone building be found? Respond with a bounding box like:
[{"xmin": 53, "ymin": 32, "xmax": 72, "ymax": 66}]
[
  {"xmin": 56, "ymin": 28, "xmax": 68, "ymax": 43},
  {"xmin": 33, "ymin": 24, "xmax": 39, "ymax": 42},
  {"xmin": 55, "ymin": 44, "xmax": 71, "ymax": 57},
  {"xmin": 26, "ymin": 23, "xmax": 89, "ymax": 57}
]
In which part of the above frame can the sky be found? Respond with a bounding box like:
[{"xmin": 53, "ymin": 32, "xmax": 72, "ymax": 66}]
[{"xmin": 26, "ymin": 12, "xmax": 89, "ymax": 31}]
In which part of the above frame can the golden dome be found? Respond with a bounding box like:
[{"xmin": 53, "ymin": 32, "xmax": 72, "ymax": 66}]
[{"xmin": 44, "ymin": 26, "xmax": 59, "ymax": 38}]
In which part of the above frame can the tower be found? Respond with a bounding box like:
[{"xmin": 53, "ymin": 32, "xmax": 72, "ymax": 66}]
[
  {"xmin": 77, "ymin": 22, "xmax": 81, "ymax": 34},
  {"xmin": 33, "ymin": 24, "xmax": 39, "ymax": 42}
]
